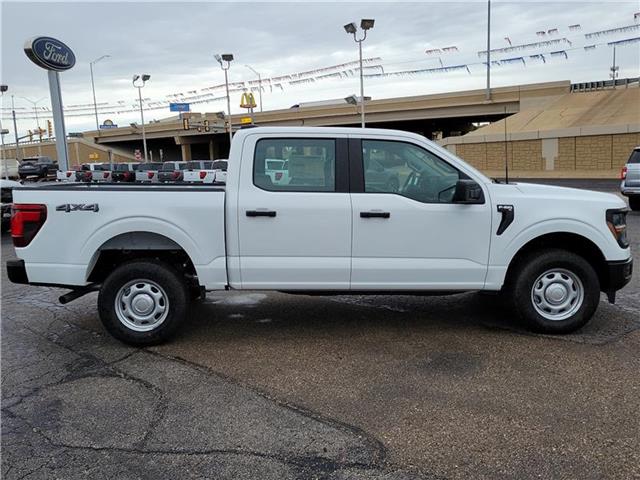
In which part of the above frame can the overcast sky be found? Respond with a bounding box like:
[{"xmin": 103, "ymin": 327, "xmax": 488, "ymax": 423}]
[{"xmin": 1, "ymin": 1, "xmax": 639, "ymax": 135}]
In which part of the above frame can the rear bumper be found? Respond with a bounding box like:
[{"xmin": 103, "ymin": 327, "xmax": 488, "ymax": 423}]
[
  {"xmin": 6, "ymin": 259, "xmax": 29, "ymax": 284},
  {"xmin": 605, "ymin": 257, "xmax": 633, "ymax": 292}
]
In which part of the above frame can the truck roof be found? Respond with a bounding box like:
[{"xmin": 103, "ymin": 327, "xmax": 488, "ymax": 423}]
[{"xmin": 233, "ymin": 126, "xmax": 427, "ymax": 141}]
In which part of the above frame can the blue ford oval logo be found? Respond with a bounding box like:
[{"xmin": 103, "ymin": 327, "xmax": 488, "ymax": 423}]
[{"xmin": 24, "ymin": 36, "xmax": 76, "ymax": 72}]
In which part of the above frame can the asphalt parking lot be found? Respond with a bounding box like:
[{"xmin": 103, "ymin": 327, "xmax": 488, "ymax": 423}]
[{"xmin": 2, "ymin": 180, "xmax": 639, "ymax": 480}]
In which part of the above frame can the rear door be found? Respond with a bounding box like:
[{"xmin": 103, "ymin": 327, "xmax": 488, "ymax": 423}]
[
  {"xmin": 349, "ymin": 136, "xmax": 492, "ymax": 290},
  {"xmin": 235, "ymin": 134, "xmax": 351, "ymax": 289},
  {"xmin": 625, "ymin": 149, "xmax": 640, "ymax": 187}
]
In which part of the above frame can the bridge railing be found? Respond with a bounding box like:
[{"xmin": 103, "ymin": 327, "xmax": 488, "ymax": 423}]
[{"xmin": 571, "ymin": 77, "xmax": 639, "ymax": 92}]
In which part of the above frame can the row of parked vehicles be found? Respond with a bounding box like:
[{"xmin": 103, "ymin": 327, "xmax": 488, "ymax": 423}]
[{"xmin": 56, "ymin": 159, "xmax": 228, "ymax": 184}]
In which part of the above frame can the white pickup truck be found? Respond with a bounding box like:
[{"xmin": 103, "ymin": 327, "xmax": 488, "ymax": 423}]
[{"xmin": 7, "ymin": 127, "xmax": 633, "ymax": 345}]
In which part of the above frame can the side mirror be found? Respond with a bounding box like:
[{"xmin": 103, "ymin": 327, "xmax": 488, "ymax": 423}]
[{"xmin": 452, "ymin": 179, "xmax": 485, "ymax": 204}]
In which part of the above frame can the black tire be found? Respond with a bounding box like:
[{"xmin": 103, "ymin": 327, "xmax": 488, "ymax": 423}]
[
  {"xmin": 98, "ymin": 260, "xmax": 188, "ymax": 346},
  {"xmin": 629, "ymin": 196, "xmax": 640, "ymax": 211},
  {"xmin": 507, "ymin": 249, "xmax": 600, "ymax": 334}
]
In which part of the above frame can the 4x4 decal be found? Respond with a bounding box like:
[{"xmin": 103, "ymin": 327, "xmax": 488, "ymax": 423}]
[{"xmin": 56, "ymin": 204, "xmax": 99, "ymax": 213}]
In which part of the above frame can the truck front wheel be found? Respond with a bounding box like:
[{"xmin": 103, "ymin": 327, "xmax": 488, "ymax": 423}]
[
  {"xmin": 98, "ymin": 260, "xmax": 188, "ymax": 346},
  {"xmin": 508, "ymin": 249, "xmax": 600, "ymax": 334}
]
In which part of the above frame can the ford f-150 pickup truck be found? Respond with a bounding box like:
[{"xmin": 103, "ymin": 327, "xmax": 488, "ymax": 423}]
[{"xmin": 6, "ymin": 127, "xmax": 633, "ymax": 345}]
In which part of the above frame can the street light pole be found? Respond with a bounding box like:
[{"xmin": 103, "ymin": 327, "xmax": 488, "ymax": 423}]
[
  {"xmin": 344, "ymin": 19, "xmax": 375, "ymax": 128},
  {"xmin": 90, "ymin": 55, "xmax": 110, "ymax": 133},
  {"xmin": 133, "ymin": 74, "xmax": 151, "ymax": 161},
  {"xmin": 20, "ymin": 96, "xmax": 47, "ymax": 131},
  {"xmin": 245, "ymin": 65, "xmax": 263, "ymax": 112},
  {"xmin": 216, "ymin": 54, "xmax": 234, "ymax": 144},
  {"xmin": 11, "ymin": 95, "xmax": 21, "ymax": 161},
  {"xmin": 485, "ymin": 0, "xmax": 492, "ymax": 101},
  {"xmin": 1, "ymin": 85, "xmax": 8, "ymax": 178}
]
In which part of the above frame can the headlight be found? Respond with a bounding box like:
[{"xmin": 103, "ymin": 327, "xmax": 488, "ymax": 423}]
[{"xmin": 606, "ymin": 208, "xmax": 629, "ymax": 248}]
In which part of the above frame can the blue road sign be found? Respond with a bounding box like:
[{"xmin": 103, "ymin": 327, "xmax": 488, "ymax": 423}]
[
  {"xmin": 100, "ymin": 123, "xmax": 118, "ymax": 129},
  {"xmin": 170, "ymin": 103, "xmax": 190, "ymax": 112}
]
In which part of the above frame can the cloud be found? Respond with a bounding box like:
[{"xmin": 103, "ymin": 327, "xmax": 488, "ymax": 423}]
[{"xmin": 1, "ymin": 1, "xmax": 639, "ymax": 134}]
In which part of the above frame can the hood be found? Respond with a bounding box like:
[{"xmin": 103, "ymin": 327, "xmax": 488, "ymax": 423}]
[{"xmin": 511, "ymin": 182, "xmax": 626, "ymax": 208}]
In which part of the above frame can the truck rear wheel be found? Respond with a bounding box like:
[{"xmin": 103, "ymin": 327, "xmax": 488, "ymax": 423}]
[
  {"xmin": 98, "ymin": 260, "xmax": 188, "ymax": 346},
  {"xmin": 508, "ymin": 249, "xmax": 600, "ymax": 334}
]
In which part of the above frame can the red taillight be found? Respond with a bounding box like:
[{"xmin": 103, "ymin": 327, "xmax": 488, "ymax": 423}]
[
  {"xmin": 172, "ymin": 171, "xmax": 180, "ymax": 179},
  {"xmin": 103, "ymin": 171, "xmax": 109, "ymax": 179},
  {"xmin": 275, "ymin": 172, "xmax": 283, "ymax": 180},
  {"xmin": 199, "ymin": 171, "xmax": 206, "ymax": 179},
  {"xmin": 11, "ymin": 204, "xmax": 47, "ymax": 248},
  {"xmin": 85, "ymin": 171, "xmax": 93, "ymax": 180},
  {"xmin": 123, "ymin": 171, "xmax": 131, "ymax": 180},
  {"xmin": 621, "ymin": 166, "xmax": 627, "ymax": 180},
  {"xmin": 148, "ymin": 171, "xmax": 155, "ymax": 179},
  {"xmin": 66, "ymin": 171, "xmax": 72, "ymax": 177}
]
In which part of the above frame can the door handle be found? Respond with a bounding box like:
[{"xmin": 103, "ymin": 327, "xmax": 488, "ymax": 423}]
[
  {"xmin": 246, "ymin": 210, "xmax": 277, "ymax": 217},
  {"xmin": 360, "ymin": 211, "xmax": 390, "ymax": 218}
]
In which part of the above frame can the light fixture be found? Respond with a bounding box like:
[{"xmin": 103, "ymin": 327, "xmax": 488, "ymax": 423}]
[
  {"xmin": 221, "ymin": 54, "xmax": 234, "ymax": 62},
  {"xmin": 360, "ymin": 19, "xmax": 375, "ymax": 30},
  {"xmin": 343, "ymin": 22, "xmax": 357, "ymax": 34},
  {"xmin": 141, "ymin": 74, "xmax": 151, "ymax": 81},
  {"xmin": 345, "ymin": 94, "xmax": 358, "ymax": 105}
]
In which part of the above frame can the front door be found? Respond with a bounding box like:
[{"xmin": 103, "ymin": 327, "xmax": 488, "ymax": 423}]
[
  {"xmin": 350, "ymin": 137, "xmax": 492, "ymax": 290},
  {"xmin": 236, "ymin": 135, "xmax": 351, "ymax": 289}
]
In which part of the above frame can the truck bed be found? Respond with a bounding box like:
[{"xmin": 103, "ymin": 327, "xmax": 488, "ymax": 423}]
[{"xmin": 12, "ymin": 182, "xmax": 227, "ymax": 289}]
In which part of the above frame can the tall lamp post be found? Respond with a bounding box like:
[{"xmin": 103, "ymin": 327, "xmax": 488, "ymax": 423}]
[
  {"xmin": 1, "ymin": 85, "xmax": 8, "ymax": 178},
  {"xmin": 245, "ymin": 64, "xmax": 263, "ymax": 112},
  {"xmin": 90, "ymin": 55, "xmax": 110, "ymax": 133},
  {"xmin": 215, "ymin": 54, "xmax": 234, "ymax": 144},
  {"xmin": 20, "ymin": 96, "xmax": 47, "ymax": 131},
  {"xmin": 132, "ymin": 74, "xmax": 151, "ymax": 161},
  {"xmin": 344, "ymin": 19, "xmax": 375, "ymax": 128},
  {"xmin": 485, "ymin": 0, "xmax": 492, "ymax": 101}
]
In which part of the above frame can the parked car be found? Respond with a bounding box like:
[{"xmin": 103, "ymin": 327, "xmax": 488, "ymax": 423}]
[
  {"xmin": 1, "ymin": 179, "xmax": 21, "ymax": 232},
  {"xmin": 264, "ymin": 158, "xmax": 290, "ymax": 186},
  {"xmin": 211, "ymin": 159, "xmax": 228, "ymax": 184},
  {"xmin": 135, "ymin": 162, "xmax": 163, "ymax": 183},
  {"xmin": 183, "ymin": 160, "xmax": 215, "ymax": 183},
  {"xmin": 158, "ymin": 161, "xmax": 188, "ymax": 183},
  {"xmin": 18, "ymin": 156, "xmax": 57, "ymax": 180},
  {"xmin": 6, "ymin": 126, "xmax": 633, "ymax": 345},
  {"xmin": 1, "ymin": 158, "xmax": 20, "ymax": 179},
  {"xmin": 75, "ymin": 163, "xmax": 110, "ymax": 183},
  {"xmin": 111, "ymin": 163, "xmax": 139, "ymax": 183},
  {"xmin": 620, "ymin": 146, "xmax": 640, "ymax": 210}
]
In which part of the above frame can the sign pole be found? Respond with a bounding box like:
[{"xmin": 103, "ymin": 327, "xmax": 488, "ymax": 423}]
[
  {"xmin": 48, "ymin": 70, "xmax": 69, "ymax": 172},
  {"xmin": 11, "ymin": 95, "xmax": 21, "ymax": 161}
]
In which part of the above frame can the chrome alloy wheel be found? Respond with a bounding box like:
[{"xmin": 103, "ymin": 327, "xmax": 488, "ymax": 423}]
[
  {"xmin": 115, "ymin": 279, "xmax": 169, "ymax": 332},
  {"xmin": 530, "ymin": 268, "xmax": 584, "ymax": 321}
]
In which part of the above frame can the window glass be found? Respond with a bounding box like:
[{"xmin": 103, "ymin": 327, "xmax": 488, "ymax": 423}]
[
  {"xmin": 628, "ymin": 150, "xmax": 640, "ymax": 164},
  {"xmin": 212, "ymin": 160, "xmax": 228, "ymax": 171},
  {"xmin": 362, "ymin": 140, "xmax": 460, "ymax": 203},
  {"xmin": 254, "ymin": 138, "xmax": 336, "ymax": 192}
]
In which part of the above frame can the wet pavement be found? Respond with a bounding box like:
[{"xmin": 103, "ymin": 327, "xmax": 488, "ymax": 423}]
[{"xmin": 2, "ymin": 181, "xmax": 639, "ymax": 479}]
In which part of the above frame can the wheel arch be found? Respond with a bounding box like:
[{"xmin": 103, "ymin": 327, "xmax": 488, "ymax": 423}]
[
  {"xmin": 504, "ymin": 231, "xmax": 608, "ymax": 290},
  {"xmin": 85, "ymin": 230, "xmax": 199, "ymax": 284}
]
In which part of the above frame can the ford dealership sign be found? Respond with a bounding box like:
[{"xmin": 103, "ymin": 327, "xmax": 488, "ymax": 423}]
[{"xmin": 24, "ymin": 36, "xmax": 76, "ymax": 72}]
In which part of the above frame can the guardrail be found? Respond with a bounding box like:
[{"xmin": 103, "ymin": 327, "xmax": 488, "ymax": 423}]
[{"xmin": 571, "ymin": 77, "xmax": 639, "ymax": 92}]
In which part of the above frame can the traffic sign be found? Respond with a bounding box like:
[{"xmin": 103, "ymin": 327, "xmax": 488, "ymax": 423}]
[{"xmin": 170, "ymin": 103, "xmax": 190, "ymax": 112}]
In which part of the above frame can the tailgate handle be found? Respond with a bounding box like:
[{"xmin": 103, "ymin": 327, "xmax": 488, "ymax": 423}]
[
  {"xmin": 246, "ymin": 210, "xmax": 277, "ymax": 218},
  {"xmin": 360, "ymin": 211, "xmax": 390, "ymax": 219}
]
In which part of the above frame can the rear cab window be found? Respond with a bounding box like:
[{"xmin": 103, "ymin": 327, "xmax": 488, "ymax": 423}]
[{"xmin": 253, "ymin": 138, "xmax": 336, "ymax": 192}]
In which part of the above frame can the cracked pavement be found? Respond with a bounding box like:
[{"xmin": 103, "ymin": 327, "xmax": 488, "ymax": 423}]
[{"xmin": 2, "ymin": 180, "xmax": 640, "ymax": 479}]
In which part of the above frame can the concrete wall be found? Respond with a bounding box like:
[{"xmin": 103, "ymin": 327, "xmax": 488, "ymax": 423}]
[
  {"xmin": 1, "ymin": 139, "xmax": 135, "ymax": 167},
  {"xmin": 445, "ymin": 131, "xmax": 639, "ymax": 177}
]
